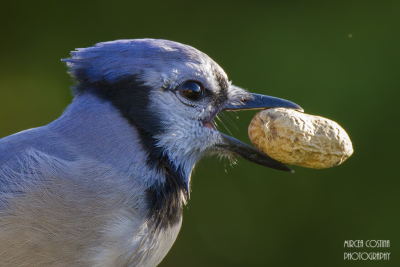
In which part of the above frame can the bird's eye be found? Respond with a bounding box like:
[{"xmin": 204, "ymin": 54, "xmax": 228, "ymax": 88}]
[{"xmin": 178, "ymin": 81, "xmax": 204, "ymax": 101}]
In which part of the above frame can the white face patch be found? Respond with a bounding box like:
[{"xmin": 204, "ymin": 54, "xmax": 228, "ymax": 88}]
[{"xmin": 148, "ymin": 80, "xmax": 249, "ymax": 182}]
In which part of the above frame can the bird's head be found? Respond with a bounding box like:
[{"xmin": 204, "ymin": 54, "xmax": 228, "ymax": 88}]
[{"xmin": 63, "ymin": 39, "xmax": 302, "ymax": 197}]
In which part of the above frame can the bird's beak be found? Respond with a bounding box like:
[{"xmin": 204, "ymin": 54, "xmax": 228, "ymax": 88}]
[
  {"xmin": 215, "ymin": 93, "xmax": 303, "ymax": 173},
  {"xmin": 223, "ymin": 93, "xmax": 303, "ymax": 112}
]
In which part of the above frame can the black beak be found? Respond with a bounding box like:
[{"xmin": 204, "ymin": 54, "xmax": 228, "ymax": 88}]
[
  {"xmin": 216, "ymin": 133, "xmax": 294, "ymax": 172},
  {"xmin": 216, "ymin": 93, "xmax": 303, "ymax": 172},
  {"xmin": 223, "ymin": 93, "xmax": 303, "ymax": 112}
]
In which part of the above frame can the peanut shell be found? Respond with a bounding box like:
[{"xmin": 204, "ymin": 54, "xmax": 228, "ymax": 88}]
[{"xmin": 248, "ymin": 108, "xmax": 353, "ymax": 169}]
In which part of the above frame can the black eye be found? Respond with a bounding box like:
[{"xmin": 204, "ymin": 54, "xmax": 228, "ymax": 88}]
[{"xmin": 179, "ymin": 81, "xmax": 204, "ymax": 101}]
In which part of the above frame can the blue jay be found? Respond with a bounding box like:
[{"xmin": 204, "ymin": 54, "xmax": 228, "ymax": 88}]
[{"xmin": 0, "ymin": 39, "xmax": 301, "ymax": 267}]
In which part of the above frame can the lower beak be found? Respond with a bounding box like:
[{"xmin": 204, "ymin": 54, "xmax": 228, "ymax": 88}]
[
  {"xmin": 216, "ymin": 133, "xmax": 294, "ymax": 172},
  {"xmin": 216, "ymin": 93, "xmax": 303, "ymax": 172}
]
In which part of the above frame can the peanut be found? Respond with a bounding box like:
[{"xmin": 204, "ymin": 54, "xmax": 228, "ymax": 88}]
[{"xmin": 248, "ymin": 108, "xmax": 353, "ymax": 169}]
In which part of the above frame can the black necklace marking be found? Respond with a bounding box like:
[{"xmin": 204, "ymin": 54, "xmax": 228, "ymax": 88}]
[{"xmin": 71, "ymin": 70, "xmax": 186, "ymax": 229}]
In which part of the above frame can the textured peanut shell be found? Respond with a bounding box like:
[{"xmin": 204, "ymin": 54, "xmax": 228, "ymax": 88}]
[{"xmin": 248, "ymin": 108, "xmax": 353, "ymax": 169}]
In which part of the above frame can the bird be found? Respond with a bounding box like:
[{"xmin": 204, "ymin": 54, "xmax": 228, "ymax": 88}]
[{"xmin": 0, "ymin": 39, "xmax": 302, "ymax": 267}]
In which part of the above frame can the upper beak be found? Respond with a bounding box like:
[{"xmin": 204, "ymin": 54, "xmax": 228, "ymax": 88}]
[
  {"xmin": 216, "ymin": 93, "xmax": 303, "ymax": 173},
  {"xmin": 223, "ymin": 93, "xmax": 303, "ymax": 112}
]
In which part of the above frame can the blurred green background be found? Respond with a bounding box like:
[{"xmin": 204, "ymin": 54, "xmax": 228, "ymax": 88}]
[{"xmin": 0, "ymin": 0, "xmax": 399, "ymax": 266}]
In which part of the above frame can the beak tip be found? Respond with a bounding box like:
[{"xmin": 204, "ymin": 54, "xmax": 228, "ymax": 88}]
[
  {"xmin": 285, "ymin": 102, "xmax": 303, "ymax": 113},
  {"xmin": 280, "ymin": 164, "xmax": 295, "ymax": 173}
]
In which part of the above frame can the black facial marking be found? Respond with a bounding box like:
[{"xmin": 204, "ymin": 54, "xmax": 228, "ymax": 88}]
[
  {"xmin": 146, "ymin": 164, "xmax": 185, "ymax": 228},
  {"xmin": 72, "ymin": 70, "xmax": 186, "ymax": 229},
  {"xmin": 212, "ymin": 67, "xmax": 229, "ymax": 107},
  {"xmin": 213, "ymin": 67, "xmax": 229, "ymax": 95}
]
